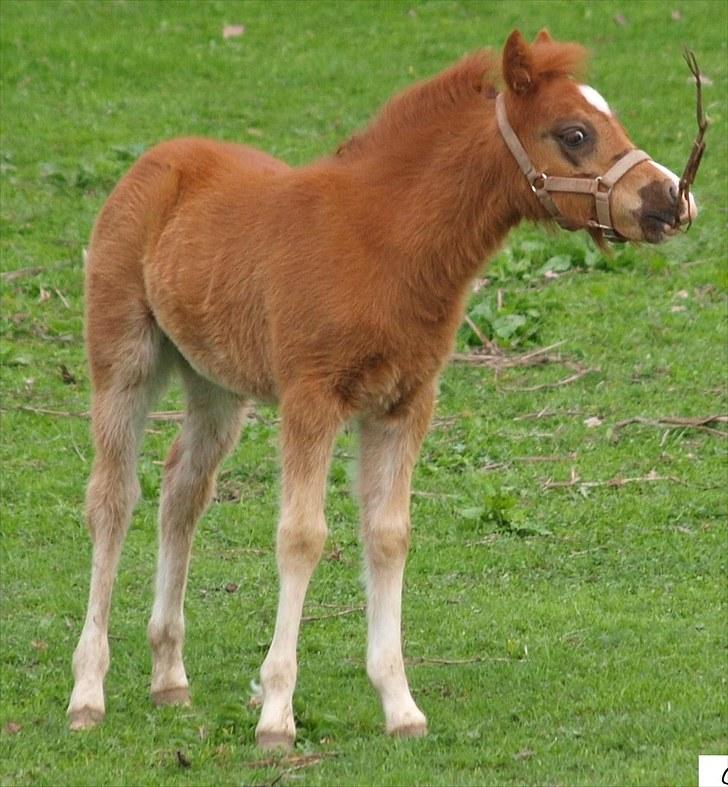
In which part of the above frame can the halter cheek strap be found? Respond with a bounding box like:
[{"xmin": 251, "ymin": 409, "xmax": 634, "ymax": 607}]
[{"xmin": 495, "ymin": 93, "xmax": 651, "ymax": 242}]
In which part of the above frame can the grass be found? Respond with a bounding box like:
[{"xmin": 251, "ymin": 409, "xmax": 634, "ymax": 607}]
[{"xmin": 1, "ymin": 1, "xmax": 726, "ymax": 785}]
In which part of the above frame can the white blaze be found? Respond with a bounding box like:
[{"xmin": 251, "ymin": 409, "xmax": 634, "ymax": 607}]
[
  {"xmin": 579, "ymin": 84, "xmax": 612, "ymax": 116},
  {"xmin": 652, "ymin": 161, "xmax": 680, "ymax": 188}
]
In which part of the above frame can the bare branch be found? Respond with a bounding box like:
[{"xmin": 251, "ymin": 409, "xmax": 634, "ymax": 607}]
[
  {"xmin": 505, "ymin": 366, "xmax": 595, "ymax": 392},
  {"xmin": 613, "ymin": 415, "xmax": 727, "ymax": 439},
  {"xmin": 543, "ymin": 468, "xmax": 684, "ymax": 491},
  {"xmin": 407, "ymin": 655, "xmax": 512, "ymax": 666},
  {"xmin": 674, "ymin": 50, "xmax": 709, "ymax": 229},
  {"xmin": 301, "ymin": 605, "xmax": 364, "ymax": 623}
]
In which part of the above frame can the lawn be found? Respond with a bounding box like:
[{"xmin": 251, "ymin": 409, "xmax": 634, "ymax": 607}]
[{"xmin": 1, "ymin": 1, "xmax": 726, "ymax": 785}]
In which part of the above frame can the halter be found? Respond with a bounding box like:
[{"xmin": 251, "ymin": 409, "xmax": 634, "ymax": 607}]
[{"xmin": 495, "ymin": 93, "xmax": 651, "ymax": 243}]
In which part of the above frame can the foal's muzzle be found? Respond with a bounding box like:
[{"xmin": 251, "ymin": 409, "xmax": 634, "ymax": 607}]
[{"xmin": 638, "ymin": 176, "xmax": 698, "ymax": 242}]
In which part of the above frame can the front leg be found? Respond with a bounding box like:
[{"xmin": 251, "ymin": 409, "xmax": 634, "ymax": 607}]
[
  {"xmin": 256, "ymin": 397, "xmax": 341, "ymax": 750},
  {"xmin": 358, "ymin": 385, "xmax": 435, "ymax": 737}
]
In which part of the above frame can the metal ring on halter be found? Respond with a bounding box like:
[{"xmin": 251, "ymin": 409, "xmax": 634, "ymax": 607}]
[{"xmin": 530, "ymin": 174, "xmax": 547, "ymax": 192}]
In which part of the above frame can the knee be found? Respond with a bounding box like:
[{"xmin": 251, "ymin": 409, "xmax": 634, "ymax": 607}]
[
  {"xmin": 364, "ymin": 513, "xmax": 410, "ymax": 567},
  {"xmin": 277, "ymin": 515, "xmax": 327, "ymax": 567}
]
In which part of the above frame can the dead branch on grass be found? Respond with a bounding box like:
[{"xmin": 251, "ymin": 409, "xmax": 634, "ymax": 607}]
[
  {"xmin": 463, "ymin": 314, "xmax": 500, "ymax": 353},
  {"xmin": 1, "ymin": 260, "xmax": 75, "ymax": 282},
  {"xmin": 513, "ymin": 408, "xmax": 583, "ymax": 421},
  {"xmin": 542, "ymin": 467, "xmax": 684, "ymax": 491},
  {"xmin": 244, "ymin": 751, "xmax": 338, "ymax": 785},
  {"xmin": 53, "ymin": 288, "xmax": 71, "ymax": 309},
  {"xmin": 8, "ymin": 404, "xmax": 187, "ymax": 422},
  {"xmin": 407, "ymin": 655, "xmax": 511, "ymax": 666},
  {"xmin": 612, "ymin": 415, "xmax": 727, "ymax": 439},
  {"xmin": 482, "ymin": 452, "xmax": 577, "ymax": 473},
  {"xmin": 505, "ymin": 365, "xmax": 595, "ymax": 392},
  {"xmin": 451, "ymin": 340, "xmax": 566, "ymax": 369},
  {"xmin": 301, "ymin": 605, "xmax": 364, "ymax": 623}
]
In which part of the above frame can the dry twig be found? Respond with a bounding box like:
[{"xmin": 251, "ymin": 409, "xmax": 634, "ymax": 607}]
[
  {"xmin": 301, "ymin": 605, "xmax": 364, "ymax": 623},
  {"xmin": 53, "ymin": 288, "xmax": 71, "ymax": 309},
  {"xmin": 7, "ymin": 404, "xmax": 188, "ymax": 423},
  {"xmin": 513, "ymin": 408, "xmax": 583, "ymax": 421},
  {"xmin": 451, "ymin": 340, "xmax": 566, "ymax": 369},
  {"xmin": 612, "ymin": 415, "xmax": 726, "ymax": 439},
  {"xmin": 463, "ymin": 314, "xmax": 499, "ymax": 353},
  {"xmin": 505, "ymin": 365, "xmax": 595, "ymax": 393},
  {"xmin": 674, "ymin": 50, "xmax": 709, "ymax": 229},
  {"xmin": 246, "ymin": 752, "xmax": 337, "ymax": 769},
  {"xmin": 1, "ymin": 260, "xmax": 75, "ymax": 282},
  {"xmin": 407, "ymin": 655, "xmax": 511, "ymax": 666},
  {"xmin": 543, "ymin": 467, "xmax": 683, "ymax": 491}
]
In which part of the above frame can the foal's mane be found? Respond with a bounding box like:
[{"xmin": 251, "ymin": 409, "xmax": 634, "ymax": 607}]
[{"xmin": 335, "ymin": 40, "xmax": 587, "ymax": 159}]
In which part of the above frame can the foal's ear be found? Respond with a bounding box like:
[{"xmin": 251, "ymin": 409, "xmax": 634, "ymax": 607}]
[
  {"xmin": 533, "ymin": 28, "xmax": 553, "ymax": 45},
  {"xmin": 503, "ymin": 30, "xmax": 535, "ymax": 94}
]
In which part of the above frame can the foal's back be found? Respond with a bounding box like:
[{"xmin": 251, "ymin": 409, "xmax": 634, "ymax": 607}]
[{"xmin": 86, "ymin": 138, "xmax": 291, "ymax": 398}]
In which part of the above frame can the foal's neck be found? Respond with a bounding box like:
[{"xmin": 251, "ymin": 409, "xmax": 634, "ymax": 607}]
[{"xmin": 345, "ymin": 97, "xmax": 520, "ymax": 303}]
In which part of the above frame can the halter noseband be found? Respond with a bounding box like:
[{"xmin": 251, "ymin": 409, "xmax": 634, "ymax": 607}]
[{"xmin": 495, "ymin": 93, "xmax": 651, "ymax": 243}]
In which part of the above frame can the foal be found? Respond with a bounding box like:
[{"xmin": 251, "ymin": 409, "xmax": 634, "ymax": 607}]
[{"xmin": 68, "ymin": 30, "xmax": 696, "ymax": 748}]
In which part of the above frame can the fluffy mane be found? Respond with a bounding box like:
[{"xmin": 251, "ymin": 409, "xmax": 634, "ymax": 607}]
[
  {"xmin": 528, "ymin": 39, "xmax": 588, "ymax": 81},
  {"xmin": 335, "ymin": 51, "xmax": 497, "ymax": 159},
  {"xmin": 335, "ymin": 40, "xmax": 587, "ymax": 159}
]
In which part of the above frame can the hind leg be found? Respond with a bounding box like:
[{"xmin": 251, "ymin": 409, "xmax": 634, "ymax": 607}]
[
  {"xmin": 148, "ymin": 366, "xmax": 247, "ymax": 706},
  {"xmin": 68, "ymin": 325, "xmax": 172, "ymax": 730}
]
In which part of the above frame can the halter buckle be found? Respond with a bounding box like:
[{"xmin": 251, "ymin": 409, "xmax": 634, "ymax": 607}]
[{"xmin": 530, "ymin": 173, "xmax": 547, "ymax": 192}]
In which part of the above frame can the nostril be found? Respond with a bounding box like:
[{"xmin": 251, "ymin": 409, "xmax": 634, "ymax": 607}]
[{"xmin": 667, "ymin": 181, "xmax": 678, "ymax": 202}]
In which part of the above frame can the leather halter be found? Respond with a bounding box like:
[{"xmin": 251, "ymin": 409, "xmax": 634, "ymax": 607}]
[{"xmin": 495, "ymin": 93, "xmax": 651, "ymax": 242}]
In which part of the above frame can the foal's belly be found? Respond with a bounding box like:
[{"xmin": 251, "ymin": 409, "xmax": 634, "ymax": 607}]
[{"xmin": 144, "ymin": 260, "xmax": 278, "ymax": 401}]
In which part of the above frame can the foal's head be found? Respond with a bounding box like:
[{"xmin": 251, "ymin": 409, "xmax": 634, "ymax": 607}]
[{"xmin": 499, "ymin": 30, "xmax": 697, "ymax": 244}]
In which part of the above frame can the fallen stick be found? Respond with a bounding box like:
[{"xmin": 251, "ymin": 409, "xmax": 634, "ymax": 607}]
[
  {"xmin": 245, "ymin": 751, "xmax": 338, "ymax": 770},
  {"xmin": 513, "ymin": 408, "xmax": 583, "ymax": 421},
  {"xmin": 543, "ymin": 468, "xmax": 684, "ymax": 491},
  {"xmin": 1, "ymin": 260, "xmax": 76, "ymax": 282},
  {"xmin": 301, "ymin": 605, "xmax": 364, "ymax": 623},
  {"xmin": 407, "ymin": 655, "xmax": 512, "ymax": 666},
  {"xmin": 8, "ymin": 405, "xmax": 187, "ymax": 422},
  {"xmin": 463, "ymin": 314, "xmax": 499, "ymax": 352},
  {"xmin": 613, "ymin": 415, "xmax": 727, "ymax": 439},
  {"xmin": 451, "ymin": 340, "xmax": 567, "ymax": 369},
  {"xmin": 506, "ymin": 366, "xmax": 595, "ymax": 392}
]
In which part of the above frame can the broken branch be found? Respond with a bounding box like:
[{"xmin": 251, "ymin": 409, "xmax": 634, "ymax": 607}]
[
  {"xmin": 674, "ymin": 49, "xmax": 709, "ymax": 229},
  {"xmin": 407, "ymin": 655, "xmax": 511, "ymax": 666},
  {"xmin": 543, "ymin": 468, "xmax": 684, "ymax": 491},
  {"xmin": 301, "ymin": 605, "xmax": 364, "ymax": 623},
  {"xmin": 613, "ymin": 414, "xmax": 727, "ymax": 439}
]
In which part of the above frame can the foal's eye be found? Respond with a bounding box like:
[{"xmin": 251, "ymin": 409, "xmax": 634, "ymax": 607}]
[{"xmin": 559, "ymin": 128, "xmax": 587, "ymax": 148}]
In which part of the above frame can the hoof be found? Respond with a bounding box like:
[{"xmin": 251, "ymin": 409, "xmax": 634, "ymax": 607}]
[
  {"xmin": 255, "ymin": 729, "xmax": 295, "ymax": 752},
  {"xmin": 151, "ymin": 686, "xmax": 191, "ymax": 707},
  {"xmin": 68, "ymin": 706, "xmax": 104, "ymax": 731},
  {"xmin": 389, "ymin": 721, "xmax": 428, "ymax": 739}
]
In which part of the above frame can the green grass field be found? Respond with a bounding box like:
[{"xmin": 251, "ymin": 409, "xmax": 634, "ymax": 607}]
[{"xmin": 1, "ymin": 1, "xmax": 726, "ymax": 785}]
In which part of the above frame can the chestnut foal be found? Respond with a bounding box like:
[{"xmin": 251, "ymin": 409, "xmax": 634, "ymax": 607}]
[{"xmin": 68, "ymin": 30, "xmax": 696, "ymax": 748}]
